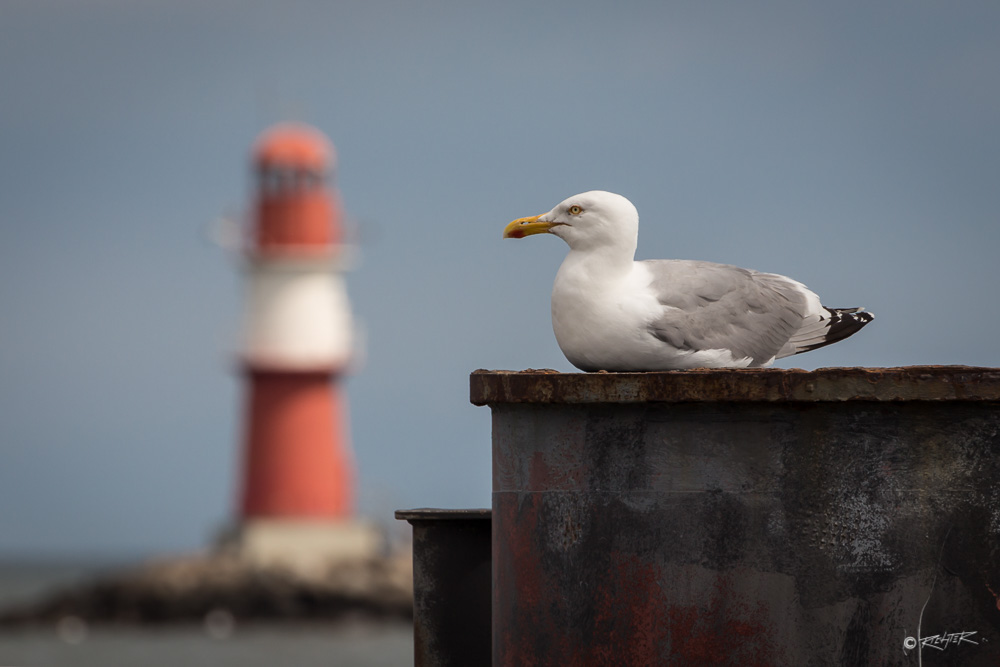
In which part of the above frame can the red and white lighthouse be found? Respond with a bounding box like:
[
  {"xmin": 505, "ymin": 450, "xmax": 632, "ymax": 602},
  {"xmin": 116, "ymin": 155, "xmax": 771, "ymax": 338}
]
[{"xmin": 228, "ymin": 123, "xmax": 376, "ymax": 568}]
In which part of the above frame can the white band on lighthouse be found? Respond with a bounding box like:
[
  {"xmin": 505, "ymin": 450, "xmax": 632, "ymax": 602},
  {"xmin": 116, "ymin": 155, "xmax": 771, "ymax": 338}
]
[{"xmin": 242, "ymin": 255, "xmax": 353, "ymax": 370}]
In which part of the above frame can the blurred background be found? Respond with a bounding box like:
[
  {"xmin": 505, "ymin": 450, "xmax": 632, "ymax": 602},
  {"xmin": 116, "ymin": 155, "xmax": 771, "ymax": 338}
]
[{"xmin": 1, "ymin": 0, "xmax": 998, "ymax": 663}]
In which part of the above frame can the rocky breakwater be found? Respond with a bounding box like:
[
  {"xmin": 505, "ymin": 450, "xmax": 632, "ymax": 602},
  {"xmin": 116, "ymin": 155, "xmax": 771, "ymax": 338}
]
[{"xmin": 0, "ymin": 549, "xmax": 413, "ymax": 628}]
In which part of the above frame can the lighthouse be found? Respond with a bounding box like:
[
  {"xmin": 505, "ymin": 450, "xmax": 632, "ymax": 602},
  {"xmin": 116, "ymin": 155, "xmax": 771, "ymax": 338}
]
[{"xmin": 226, "ymin": 123, "xmax": 378, "ymax": 571}]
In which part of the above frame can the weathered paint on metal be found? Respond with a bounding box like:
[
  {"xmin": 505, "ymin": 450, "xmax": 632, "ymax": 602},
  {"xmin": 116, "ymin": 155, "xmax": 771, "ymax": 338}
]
[
  {"xmin": 471, "ymin": 365, "xmax": 1000, "ymax": 405},
  {"xmin": 395, "ymin": 509, "xmax": 492, "ymax": 667},
  {"xmin": 477, "ymin": 367, "xmax": 1000, "ymax": 666}
]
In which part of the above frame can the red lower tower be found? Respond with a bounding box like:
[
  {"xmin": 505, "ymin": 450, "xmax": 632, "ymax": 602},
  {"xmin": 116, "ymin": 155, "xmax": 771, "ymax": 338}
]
[{"xmin": 241, "ymin": 371, "xmax": 353, "ymax": 517}]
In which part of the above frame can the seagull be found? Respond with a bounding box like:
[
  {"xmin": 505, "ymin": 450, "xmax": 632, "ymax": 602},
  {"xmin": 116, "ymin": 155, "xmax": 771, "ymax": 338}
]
[{"xmin": 502, "ymin": 190, "xmax": 873, "ymax": 371}]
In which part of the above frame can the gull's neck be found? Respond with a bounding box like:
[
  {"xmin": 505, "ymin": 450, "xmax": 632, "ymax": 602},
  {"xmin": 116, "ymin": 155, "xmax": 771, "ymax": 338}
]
[{"xmin": 561, "ymin": 240, "xmax": 636, "ymax": 280}]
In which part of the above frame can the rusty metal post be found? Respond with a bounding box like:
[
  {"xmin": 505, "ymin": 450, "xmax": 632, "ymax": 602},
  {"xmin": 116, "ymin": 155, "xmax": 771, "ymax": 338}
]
[
  {"xmin": 395, "ymin": 508, "xmax": 492, "ymax": 667},
  {"xmin": 472, "ymin": 367, "xmax": 1000, "ymax": 666}
]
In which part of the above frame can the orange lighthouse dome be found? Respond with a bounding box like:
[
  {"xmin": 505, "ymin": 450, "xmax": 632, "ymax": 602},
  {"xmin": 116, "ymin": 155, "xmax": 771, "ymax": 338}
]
[
  {"xmin": 253, "ymin": 123, "xmax": 334, "ymax": 172},
  {"xmin": 252, "ymin": 123, "xmax": 343, "ymax": 252}
]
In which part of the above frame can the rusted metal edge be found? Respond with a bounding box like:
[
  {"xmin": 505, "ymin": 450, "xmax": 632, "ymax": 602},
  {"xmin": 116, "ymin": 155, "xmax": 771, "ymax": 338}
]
[
  {"xmin": 469, "ymin": 366, "xmax": 1000, "ymax": 405},
  {"xmin": 395, "ymin": 508, "xmax": 492, "ymax": 523}
]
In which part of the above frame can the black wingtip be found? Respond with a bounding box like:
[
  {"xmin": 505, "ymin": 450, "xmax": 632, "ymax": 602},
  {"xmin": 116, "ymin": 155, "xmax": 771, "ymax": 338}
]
[{"xmin": 800, "ymin": 307, "xmax": 875, "ymax": 353}]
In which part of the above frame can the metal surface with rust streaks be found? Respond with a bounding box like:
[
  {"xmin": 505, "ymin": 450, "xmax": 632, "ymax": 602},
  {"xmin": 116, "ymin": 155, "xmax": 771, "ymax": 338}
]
[
  {"xmin": 476, "ymin": 367, "xmax": 1000, "ymax": 666},
  {"xmin": 395, "ymin": 509, "xmax": 492, "ymax": 667},
  {"xmin": 471, "ymin": 365, "xmax": 1000, "ymax": 405}
]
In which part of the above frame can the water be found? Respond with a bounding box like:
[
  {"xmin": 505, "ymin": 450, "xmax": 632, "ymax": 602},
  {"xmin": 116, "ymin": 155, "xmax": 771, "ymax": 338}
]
[
  {"xmin": 0, "ymin": 562, "xmax": 413, "ymax": 667},
  {"xmin": 0, "ymin": 622, "xmax": 413, "ymax": 667}
]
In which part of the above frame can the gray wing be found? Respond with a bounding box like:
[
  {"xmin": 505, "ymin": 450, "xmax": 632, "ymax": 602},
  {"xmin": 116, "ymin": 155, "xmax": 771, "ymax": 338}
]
[{"xmin": 643, "ymin": 260, "xmax": 808, "ymax": 365}]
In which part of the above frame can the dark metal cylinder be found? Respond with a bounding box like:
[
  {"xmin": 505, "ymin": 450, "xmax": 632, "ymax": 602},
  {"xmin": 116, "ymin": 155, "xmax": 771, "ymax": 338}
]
[
  {"xmin": 473, "ymin": 367, "xmax": 1000, "ymax": 666},
  {"xmin": 395, "ymin": 508, "xmax": 492, "ymax": 667}
]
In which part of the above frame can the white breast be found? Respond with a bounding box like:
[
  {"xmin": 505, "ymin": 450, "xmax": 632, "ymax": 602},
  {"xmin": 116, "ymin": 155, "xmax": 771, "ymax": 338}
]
[{"xmin": 551, "ymin": 260, "xmax": 670, "ymax": 370}]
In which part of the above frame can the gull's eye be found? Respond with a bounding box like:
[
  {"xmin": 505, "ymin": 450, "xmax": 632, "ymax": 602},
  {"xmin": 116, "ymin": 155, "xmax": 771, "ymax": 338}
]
[{"xmin": 568, "ymin": 205, "xmax": 583, "ymax": 215}]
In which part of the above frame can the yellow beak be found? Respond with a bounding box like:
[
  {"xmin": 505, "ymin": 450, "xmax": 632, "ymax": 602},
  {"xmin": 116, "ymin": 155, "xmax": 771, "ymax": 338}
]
[{"xmin": 503, "ymin": 214, "xmax": 557, "ymax": 239}]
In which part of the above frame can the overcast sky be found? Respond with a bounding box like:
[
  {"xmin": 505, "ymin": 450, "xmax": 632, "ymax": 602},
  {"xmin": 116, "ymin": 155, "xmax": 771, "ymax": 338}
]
[{"xmin": 1, "ymin": 1, "xmax": 998, "ymax": 558}]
